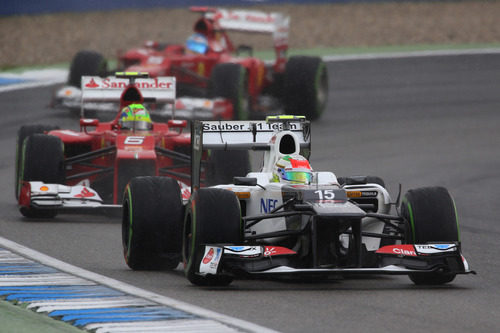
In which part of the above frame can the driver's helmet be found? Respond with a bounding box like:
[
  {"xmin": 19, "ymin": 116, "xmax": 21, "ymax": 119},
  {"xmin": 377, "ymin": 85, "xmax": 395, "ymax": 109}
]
[
  {"xmin": 186, "ymin": 33, "xmax": 209, "ymax": 54},
  {"xmin": 119, "ymin": 104, "xmax": 152, "ymax": 131},
  {"xmin": 272, "ymin": 154, "xmax": 313, "ymax": 185}
]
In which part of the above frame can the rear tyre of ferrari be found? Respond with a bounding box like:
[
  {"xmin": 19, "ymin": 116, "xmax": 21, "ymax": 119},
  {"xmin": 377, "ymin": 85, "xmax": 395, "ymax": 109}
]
[
  {"xmin": 210, "ymin": 63, "xmax": 250, "ymax": 120},
  {"xmin": 19, "ymin": 134, "xmax": 65, "ymax": 218},
  {"xmin": 205, "ymin": 150, "xmax": 250, "ymax": 186},
  {"xmin": 15, "ymin": 125, "xmax": 59, "ymax": 199},
  {"xmin": 284, "ymin": 56, "xmax": 328, "ymax": 120},
  {"xmin": 68, "ymin": 50, "xmax": 108, "ymax": 88},
  {"xmin": 183, "ymin": 188, "xmax": 242, "ymax": 286},
  {"xmin": 122, "ymin": 176, "xmax": 183, "ymax": 270},
  {"xmin": 400, "ymin": 186, "xmax": 460, "ymax": 285}
]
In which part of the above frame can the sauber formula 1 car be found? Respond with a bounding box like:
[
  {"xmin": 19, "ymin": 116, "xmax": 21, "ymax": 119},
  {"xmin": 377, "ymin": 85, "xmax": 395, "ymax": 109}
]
[
  {"xmin": 122, "ymin": 116, "xmax": 474, "ymax": 286},
  {"xmin": 16, "ymin": 72, "xmax": 247, "ymax": 218},
  {"xmin": 54, "ymin": 7, "xmax": 328, "ymax": 121}
]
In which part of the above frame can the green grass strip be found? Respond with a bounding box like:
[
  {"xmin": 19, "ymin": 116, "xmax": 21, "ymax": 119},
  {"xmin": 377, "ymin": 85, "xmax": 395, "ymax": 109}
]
[{"xmin": 0, "ymin": 300, "xmax": 84, "ymax": 333}]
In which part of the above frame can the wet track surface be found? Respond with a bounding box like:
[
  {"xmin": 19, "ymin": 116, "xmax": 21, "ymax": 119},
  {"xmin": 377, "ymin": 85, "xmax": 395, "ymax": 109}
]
[{"xmin": 1, "ymin": 54, "xmax": 499, "ymax": 332}]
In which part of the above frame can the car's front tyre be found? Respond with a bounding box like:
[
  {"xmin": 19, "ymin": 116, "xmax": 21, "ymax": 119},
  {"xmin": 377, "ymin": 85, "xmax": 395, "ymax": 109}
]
[
  {"xmin": 183, "ymin": 188, "xmax": 242, "ymax": 286},
  {"xmin": 400, "ymin": 186, "xmax": 460, "ymax": 285},
  {"xmin": 122, "ymin": 176, "xmax": 183, "ymax": 270}
]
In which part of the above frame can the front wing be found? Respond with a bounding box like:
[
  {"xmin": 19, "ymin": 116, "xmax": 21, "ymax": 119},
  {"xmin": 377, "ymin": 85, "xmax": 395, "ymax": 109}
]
[
  {"xmin": 18, "ymin": 181, "xmax": 120, "ymax": 211},
  {"xmin": 194, "ymin": 243, "xmax": 474, "ymax": 279}
]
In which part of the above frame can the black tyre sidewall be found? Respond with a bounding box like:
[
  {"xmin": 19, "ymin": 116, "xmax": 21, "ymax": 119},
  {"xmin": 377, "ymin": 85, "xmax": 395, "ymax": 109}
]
[
  {"xmin": 210, "ymin": 63, "xmax": 249, "ymax": 120},
  {"xmin": 183, "ymin": 188, "xmax": 242, "ymax": 286},
  {"xmin": 20, "ymin": 134, "xmax": 64, "ymax": 218},
  {"xmin": 400, "ymin": 186, "xmax": 460, "ymax": 285},
  {"xmin": 284, "ymin": 56, "xmax": 328, "ymax": 120},
  {"xmin": 122, "ymin": 176, "xmax": 183, "ymax": 270},
  {"xmin": 68, "ymin": 50, "xmax": 107, "ymax": 87},
  {"xmin": 401, "ymin": 187, "xmax": 459, "ymax": 244},
  {"xmin": 15, "ymin": 125, "xmax": 59, "ymax": 199}
]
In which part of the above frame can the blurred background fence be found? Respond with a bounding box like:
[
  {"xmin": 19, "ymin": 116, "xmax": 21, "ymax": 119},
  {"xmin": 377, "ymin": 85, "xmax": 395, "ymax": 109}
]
[{"xmin": 1, "ymin": 1, "xmax": 499, "ymax": 68}]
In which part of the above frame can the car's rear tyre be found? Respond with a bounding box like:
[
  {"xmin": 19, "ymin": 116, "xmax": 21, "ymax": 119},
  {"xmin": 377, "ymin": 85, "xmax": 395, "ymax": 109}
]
[
  {"xmin": 19, "ymin": 134, "xmax": 65, "ymax": 218},
  {"xmin": 122, "ymin": 176, "xmax": 183, "ymax": 270},
  {"xmin": 15, "ymin": 125, "xmax": 59, "ymax": 199},
  {"xmin": 205, "ymin": 150, "xmax": 250, "ymax": 186},
  {"xmin": 210, "ymin": 63, "xmax": 250, "ymax": 120},
  {"xmin": 400, "ymin": 186, "xmax": 460, "ymax": 285},
  {"xmin": 284, "ymin": 56, "xmax": 328, "ymax": 121},
  {"xmin": 68, "ymin": 50, "xmax": 108, "ymax": 88},
  {"xmin": 183, "ymin": 188, "xmax": 242, "ymax": 286}
]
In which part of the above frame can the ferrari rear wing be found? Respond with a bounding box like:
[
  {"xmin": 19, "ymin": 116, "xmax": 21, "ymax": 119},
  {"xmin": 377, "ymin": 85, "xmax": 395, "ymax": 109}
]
[
  {"xmin": 191, "ymin": 7, "xmax": 289, "ymax": 71},
  {"xmin": 190, "ymin": 116, "xmax": 311, "ymax": 191},
  {"xmin": 80, "ymin": 75, "xmax": 176, "ymax": 104},
  {"xmin": 192, "ymin": 7, "xmax": 289, "ymax": 39}
]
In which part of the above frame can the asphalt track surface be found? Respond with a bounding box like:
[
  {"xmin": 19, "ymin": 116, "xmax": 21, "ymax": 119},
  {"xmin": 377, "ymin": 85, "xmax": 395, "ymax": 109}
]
[{"xmin": 1, "ymin": 53, "xmax": 499, "ymax": 332}]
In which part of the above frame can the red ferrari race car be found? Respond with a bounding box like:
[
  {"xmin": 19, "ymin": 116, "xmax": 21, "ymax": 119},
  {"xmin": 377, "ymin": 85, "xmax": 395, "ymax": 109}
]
[
  {"xmin": 17, "ymin": 72, "xmax": 247, "ymax": 218},
  {"xmin": 54, "ymin": 7, "xmax": 328, "ymax": 121}
]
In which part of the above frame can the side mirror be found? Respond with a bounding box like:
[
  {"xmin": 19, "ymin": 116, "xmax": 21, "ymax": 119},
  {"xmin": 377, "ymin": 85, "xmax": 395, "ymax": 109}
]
[
  {"xmin": 80, "ymin": 118, "xmax": 99, "ymax": 132},
  {"xmin": 233, "ymin": 177, "xmax": 257, "ymax": 186},
  {"xmin": 168, "ymin": 119, "xmax": 187, "ymax": 134}
]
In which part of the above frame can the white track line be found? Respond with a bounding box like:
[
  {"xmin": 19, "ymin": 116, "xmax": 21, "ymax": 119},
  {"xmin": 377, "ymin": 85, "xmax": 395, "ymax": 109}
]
[
  {"xmin": 322, "ymin": 47, "xmax": 500, "ymax": 62},
  {"xmin": 0, "ymin": 236, "xmax": 279, "ymax": 333}
]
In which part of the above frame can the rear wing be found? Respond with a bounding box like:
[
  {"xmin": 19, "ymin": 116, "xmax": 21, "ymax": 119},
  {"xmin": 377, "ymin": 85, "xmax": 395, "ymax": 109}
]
[
  {"xmin": 191, "ymin": 7, "xmax": 289, "ymax": 70},
  {"xmin": 191, "ymin": 116, "xmax": 311, "ymax": 191},
  {"xmin": 80, "ymin": 75, "xmax": 176, "ymax": 103}
]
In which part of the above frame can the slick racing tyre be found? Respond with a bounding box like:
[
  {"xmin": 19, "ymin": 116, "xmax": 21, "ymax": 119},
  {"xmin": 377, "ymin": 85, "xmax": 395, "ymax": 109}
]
[
  {"xmin": 205, "ymin": 150, "xmax": 250, "ymax": 186},
  {"xmin": 68, "ymin": 50, "xmax": 108, "ymax": 88},
  {"xmin": 19, "ymin": 134, "xmax": 65, "ymax": 218},
  {"xmin": 15, "ymin": 125, "xmax": 59, "ymax": 199},
  {"xmin": 400, "ymin": 186, "xmax": 460, "ymax": 285},
  {"xmin": 183, "ymin": 188, "xmax": 242, "ymax": 286},
  {"xmin": 283, "ymin": 56, "xmax": 328, "ymax": 121},
  {"xmin": 210, "ymin": 63, "xmax": 250, "ymax": 120},
  {"xmin": 122, "ymin": 176, "xmax": 183, "ymax": 270}
]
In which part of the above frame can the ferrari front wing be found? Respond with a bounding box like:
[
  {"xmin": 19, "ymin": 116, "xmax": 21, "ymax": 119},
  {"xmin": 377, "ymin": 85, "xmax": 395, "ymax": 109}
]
[{"xmin": 18, "ymin": 181, "xmax": 120, "ymax": 211}]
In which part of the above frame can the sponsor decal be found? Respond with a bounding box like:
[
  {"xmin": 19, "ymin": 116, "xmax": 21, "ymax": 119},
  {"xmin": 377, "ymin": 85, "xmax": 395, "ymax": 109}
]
[
  {"xmin": 415, "ymin": 244, "xmax": 457, "ymax": 255},
  {"xmin": 263, "ymin": 246, "xmax": 296, "ymax": 256},
  {"xmin": 199, "ymin": 246, "xmax": 222, "ymax": 275},
  {"xmin": 224, "ymin": 246, "xmax": 262, "ymax": 257},
  {"xmin": 85, "ymin": 78, "xmax": 99, "ymax": 88},
  {"xmin": 84, "ymin": 77, "xmax": 173, "ymax": 90},
  {"xmin": 74, "ymin": 187, "xmax": 95, "ymax": 198},
  {"xmin": 202, "ymin": 121, "xmax": 300, "ymax": 132},
  {"xmin": 376, "ymin": 245, "xmax": 417, "ymax": 257},
  {"xmin": 260, "ymin": 198, "xmax": 278, "ymax": 213},
  {"xmin": 202, "ymin": 247, "xmax": 214, "ymax": 264}
]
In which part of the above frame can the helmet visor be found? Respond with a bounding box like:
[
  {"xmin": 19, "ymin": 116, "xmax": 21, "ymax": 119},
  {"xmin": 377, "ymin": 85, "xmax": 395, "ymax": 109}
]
[
  {"xmin": 186, "ymin": 38, "xmax": 208, "ymax": 54},
  {"xmin": 282, "ymin": 171, "xmax": 312, "ymax": 184}
]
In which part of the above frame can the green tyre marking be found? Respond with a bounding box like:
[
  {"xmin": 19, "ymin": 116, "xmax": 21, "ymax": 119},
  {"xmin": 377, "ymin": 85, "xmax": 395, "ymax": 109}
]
[
  {"xmin": 402, "ymin": 197, "xmax": 416, "ymax": 243},
  {"xmin": 451, "ymin": 195, "xmax": 461, "ymax": 242},
  {"xmin": 126, "ymin": 185, "xmax": 133, "ymax": 261},
  {"xmin": 314, "ymin": 61, "xmax": 326, "ymax": 117}
]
